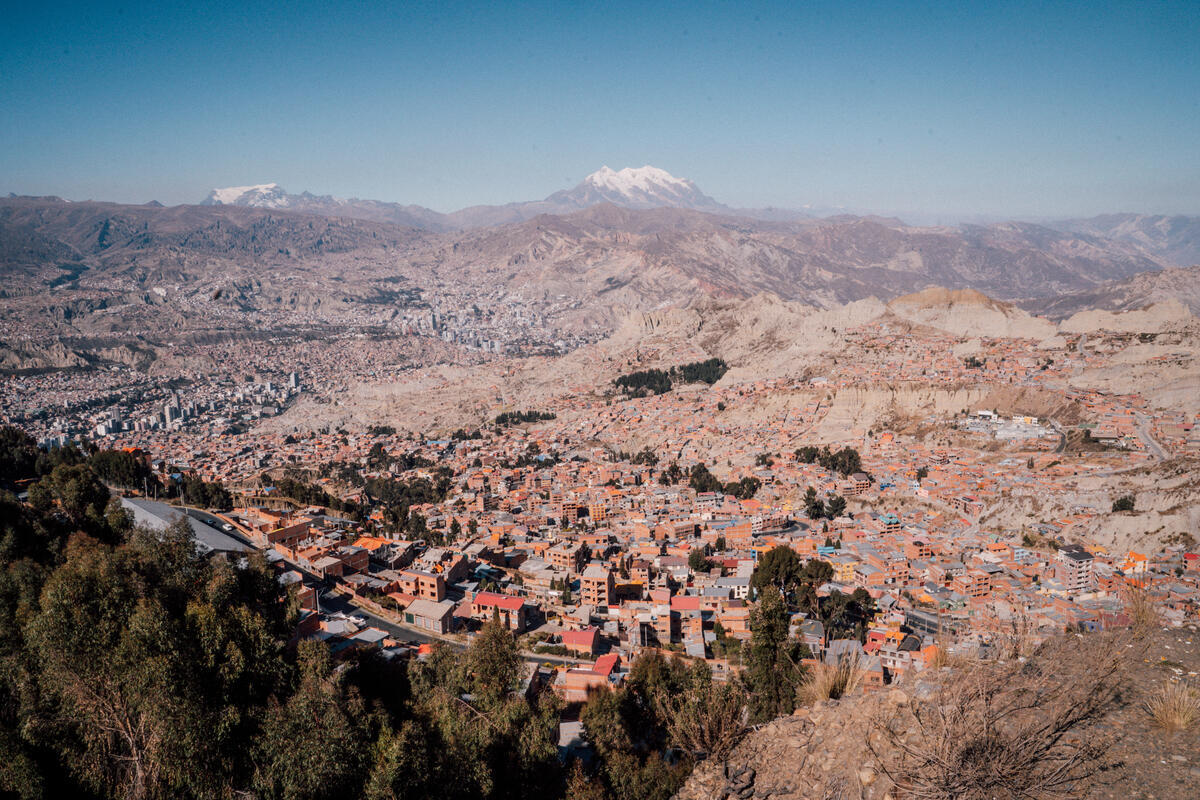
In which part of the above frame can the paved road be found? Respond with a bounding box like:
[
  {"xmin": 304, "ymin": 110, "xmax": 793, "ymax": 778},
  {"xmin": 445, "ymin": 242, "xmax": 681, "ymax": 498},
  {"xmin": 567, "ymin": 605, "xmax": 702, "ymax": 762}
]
[
  {"xmin": 182, "ymin": 509, "xmax": 589, "ymax": 667},
  {"xmin": 318, "ymin": 592, "xmax": 446, "ymax": 646},
  {"xmin": 1049, "ymin": 420, "xmax": 1068, "ymax": 454},
  {"xmin": 183, "ymin": 508, "xmax": 255, "ymax": 544},
  {"xmin": 319, "ymin": 589, "xmax": 587, "ymax": 667},
  {"xmin": 1135, "ymin": 414, "xmax": 1169, "ymax": 461}
]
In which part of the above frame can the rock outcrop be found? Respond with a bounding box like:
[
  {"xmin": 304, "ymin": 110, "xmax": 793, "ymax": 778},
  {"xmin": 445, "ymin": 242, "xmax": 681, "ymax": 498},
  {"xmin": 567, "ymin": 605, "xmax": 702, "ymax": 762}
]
[
  {"xmin": 887, "ymin": 287, "xmax": 1059, "ymax": 340},
  {"xmin": 675, "ymin": 689, "xmax": 915, "ymax": 800},
  {"xmin": 1059, "ymin": 298, "xmax": 1195, "ymax": 334},
  {"xmin": 675, "ymin": 630, "xmax": 1200, "ymax": 800}
]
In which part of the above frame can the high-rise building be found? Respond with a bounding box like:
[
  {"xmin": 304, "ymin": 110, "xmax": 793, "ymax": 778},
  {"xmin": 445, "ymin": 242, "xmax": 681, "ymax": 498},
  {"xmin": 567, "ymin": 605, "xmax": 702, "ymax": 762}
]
[{"xmin": 1055, "ymin": 545, "xmax": 1095, "ymax": 594}]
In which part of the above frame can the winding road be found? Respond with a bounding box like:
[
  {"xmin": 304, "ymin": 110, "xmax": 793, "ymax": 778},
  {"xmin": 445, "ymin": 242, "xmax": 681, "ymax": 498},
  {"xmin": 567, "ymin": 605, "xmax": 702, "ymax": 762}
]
[{"xmin": 1135, "ymin": 413, "xmax": 1169, "ymax": 461}]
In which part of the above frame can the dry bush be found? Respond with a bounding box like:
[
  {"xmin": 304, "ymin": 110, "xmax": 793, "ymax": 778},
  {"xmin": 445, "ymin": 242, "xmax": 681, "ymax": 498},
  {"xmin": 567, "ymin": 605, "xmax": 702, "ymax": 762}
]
[
  {"xmin": 1122, "ymin": 584, "xmax": 1160, "ymax": 635},
  {"xmin": 1144, "ymin": 679, "xmax": 1200, "ymax": 731},
  {"xmin": 801, "ymin": 654, "xmax": 864, "ymax": 704},
  {"xmin": 927, "ymin": 643, "xmax": 978, "ymax": 671},
  {"xmin": 872, "ymin": 634, "xmax": 1126, "ymax": 799},
  {"xmin": 658, "ymin": 678, "xmax": 750, "ymax": 760},
  {"xmin": 988, "ymin": 608, "xmax": 1040, "ymax": 660}
]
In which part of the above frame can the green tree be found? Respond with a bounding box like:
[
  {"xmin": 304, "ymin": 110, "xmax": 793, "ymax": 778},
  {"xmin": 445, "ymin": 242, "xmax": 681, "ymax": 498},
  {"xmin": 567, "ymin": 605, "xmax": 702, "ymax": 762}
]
[
  {"xmin": 803, "ymin": 486, "xmax": 825, "ymax": 520},
  {"xmin": 751, "ymin": 546, "xmax": 802, "ymax": 598},
  {"xmin": 687, "ymin": 547, "xmax": 712, "ymax": 574},
  {"xmin": 40, "ymin": 463, "xmax": 111, "ymax": 532},
  {"xmin": 794, "ymin": 446, "xmax": 819, "ymax": 463},
  {"xmin": 0, "ymin": 426, "xmax": 39, "ymax": 490},
  {"xmin": 724, "ymin": 476, "xmax": 761, "ymax": 500},
  {"xmin": 795, "ymin": 559, "xmax": 834, "ymax": 616},
  {"xmin": 254, "ymin": 642, "xmax": 371, "ymax": 800},
  {"xmin": 825, "ymin": 494, "xmax": 846, "ymax": 518},
  {"xmin": 89, "ymin": 449, "xmax": 152, "ymax": 489},
  {"xmin": 566, "ymin": 760, "xmax": 611, "ymax": 800},
  {"xmin": 28, "ymin": 518, "xmax": 291, "ymax": 798},
  {"xmin": 821, "ymin": 588, "xmax": 877, "ymax": 643},
  {"xmin": 364, "ymin": 720, "xmax": 438, "ymax": 800},
  {"xmin": 741, "ymin": 586, "xmax": 808, "ymax": 722},
  {"xmin": 468, "ymin": 618, "xmax": 521, "ymax": 707},
  {"xmin": 582, "ymin": 653, "xmax": 693, "ymax": 800},
  {"xmin": 688, "ymin": 463, "xmax": 723, "ymax": 494}
]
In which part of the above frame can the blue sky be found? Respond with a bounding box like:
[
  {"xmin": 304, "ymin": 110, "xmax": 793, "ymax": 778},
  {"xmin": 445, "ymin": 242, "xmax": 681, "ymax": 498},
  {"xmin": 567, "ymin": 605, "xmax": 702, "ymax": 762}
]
[{"xmin": 2, "ymin": 0, "xmax": 1197, "ymax": 218}]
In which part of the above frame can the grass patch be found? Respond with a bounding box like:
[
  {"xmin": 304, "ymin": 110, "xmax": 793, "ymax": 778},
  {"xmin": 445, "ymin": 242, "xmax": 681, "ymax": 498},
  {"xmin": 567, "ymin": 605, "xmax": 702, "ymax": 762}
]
[
  {"xmin": 1144, "ymin": 680, "xmax": 1200, "ymax": 731},
  {"xmin": 801, "ymin": 654, "xmax": 865, "ymax": 703}
]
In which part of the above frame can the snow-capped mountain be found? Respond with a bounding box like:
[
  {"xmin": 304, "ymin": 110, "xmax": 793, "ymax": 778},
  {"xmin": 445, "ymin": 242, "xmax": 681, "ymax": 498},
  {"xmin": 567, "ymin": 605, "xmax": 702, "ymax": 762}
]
[
  {"xmin": 199, "ymin": 184, "xmax": 449, "ymax": 229},
  {"xmin": 546, "ymin": 165, "xmax": 728, "ymax": 212},
  {"xmin": 201, "ymin": 183, "xmax": 291, "ymax": 208},
  {"xmin": 195, "ymin": 165, "xmax": 815, "ymax": 230},
  {"xmin": 196, "ymin": 166, "xmax": 732, "ymax": 229}
]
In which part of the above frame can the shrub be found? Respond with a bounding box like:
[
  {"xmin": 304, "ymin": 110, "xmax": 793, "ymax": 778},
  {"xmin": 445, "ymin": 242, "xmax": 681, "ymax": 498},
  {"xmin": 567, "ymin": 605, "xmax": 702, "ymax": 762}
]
[
  {"xmin": 801, "ymin": 654, "xmax": 864, "ymax": 704},
  {"xmin": 658, "ymin": 677, "xmax": 749, "ymax": 760},
  {"xmin": 873, "ymin": 635, "xmax": 1124, "ymax": 800},
  {"xmin": 1145, "ymin": 680, "xmax": 1200, "ymax": 731},
  {"xmin": 1122, "ymin": 584, "xmax": 1160, "ymax": 635},
  {"xmin": 1112, "ymin": 494, "xmax": 1135, "ymax": 512}
]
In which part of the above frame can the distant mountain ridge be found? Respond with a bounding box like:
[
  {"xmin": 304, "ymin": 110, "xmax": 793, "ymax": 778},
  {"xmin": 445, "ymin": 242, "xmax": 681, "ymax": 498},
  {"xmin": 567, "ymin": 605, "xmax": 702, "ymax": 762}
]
[
  {"xmin": 199, "ymin": 166, "xmax": 778, "ymax": 230},
  {"xmin": 0, "ymin": 195, "xmax": 1173, "ymax": 310},
  {"xmin": 1048, "ymin": 213, "xmax": 1200, "ymax": 267},
  {"xmin": 201, "ymin": 183, "xmax": 451, "ymax": 230},
  {"xmin": 544, "ymin": 165, "xmax": 728, "ymax": 212},
  {"xmin": 1020, "ymin": 264, "xmax": 1200, "ymax": 319},
  {"xmin": 4, "ymin": 191, "xmax": 1199, "ymax": 380},
  {"xmin": 195, "ymin": 175, "xmax": 1200, "ymax": 272}
]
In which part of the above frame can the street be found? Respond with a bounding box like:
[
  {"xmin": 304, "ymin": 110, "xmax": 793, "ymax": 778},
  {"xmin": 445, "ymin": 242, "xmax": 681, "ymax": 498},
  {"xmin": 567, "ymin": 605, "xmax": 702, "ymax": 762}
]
[{"xmin": 318, "ymin": 587, "xmax": 589, "ymax": 666}]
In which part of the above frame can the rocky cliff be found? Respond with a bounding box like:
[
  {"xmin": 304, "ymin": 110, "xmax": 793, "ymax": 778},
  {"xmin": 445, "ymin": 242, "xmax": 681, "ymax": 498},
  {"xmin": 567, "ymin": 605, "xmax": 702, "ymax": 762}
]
[{"xmin": 674, "ymin": 630, "xmax": 1200, "ymax": 800}]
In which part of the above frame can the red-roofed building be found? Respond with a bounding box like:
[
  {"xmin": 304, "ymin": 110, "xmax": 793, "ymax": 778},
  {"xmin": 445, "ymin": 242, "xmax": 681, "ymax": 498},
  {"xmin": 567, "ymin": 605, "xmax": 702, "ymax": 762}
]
[
  {"xmin": 670, "ymin": 595, "xmax": 702, "ymax": 612},
  {"xmin": 560, "ymin": 627, "xmax": 599, "ymax": 656},
  {"xmin": 471, "ymin": 591, "xmax": 528, "ymax": 632},
  {"xmin": 593, "ymin": 653, "xmax": 620, "ymax": 677},
  {"xmin": 553, "ymin": 652, "xmax": 623, "ymax": 701}
]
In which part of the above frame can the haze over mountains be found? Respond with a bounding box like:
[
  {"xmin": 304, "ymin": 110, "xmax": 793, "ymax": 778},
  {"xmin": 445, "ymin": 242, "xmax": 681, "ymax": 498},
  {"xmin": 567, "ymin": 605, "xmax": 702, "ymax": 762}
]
[
  {"xmin": 199, "ymin": 166, "xmax": 741, "ymax": 231},
  {"xmin": 3, "ymin": 164, "xmax": 1198, "ymax": 373},
  {"xmin": 193, "ymin": 167, "xmax": 1200, "ymax": 268}
]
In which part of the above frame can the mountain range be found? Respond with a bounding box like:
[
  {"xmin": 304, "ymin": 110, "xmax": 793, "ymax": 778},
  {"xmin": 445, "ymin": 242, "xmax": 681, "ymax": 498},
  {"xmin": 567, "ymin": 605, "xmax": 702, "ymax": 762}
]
[
  {"xmin": 198, "ymin": 166, "xmax": 787, "ymax": 230},
  {"xmin": 2, "ymin": 193, "xmax": 1194, "ymax": 328},
  {"xmin": 2, "ymin": 165, "xmax": 1198, "ymax": 362},
  {"xmin": 195, "ymin": 169, "xmax": 1200, "ymax": 273}
]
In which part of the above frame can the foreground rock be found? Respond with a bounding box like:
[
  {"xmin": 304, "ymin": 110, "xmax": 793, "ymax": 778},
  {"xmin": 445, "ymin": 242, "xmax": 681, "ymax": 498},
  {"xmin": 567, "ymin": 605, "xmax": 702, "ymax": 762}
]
[{"xmin": 675, "ymin": 629, "xmax": 1200, "ymax": 800}]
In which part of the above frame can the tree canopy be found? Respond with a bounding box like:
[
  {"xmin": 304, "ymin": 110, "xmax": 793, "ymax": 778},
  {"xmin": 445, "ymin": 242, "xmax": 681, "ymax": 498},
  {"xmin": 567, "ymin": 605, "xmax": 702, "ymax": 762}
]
[{"xmin": 614, "ymin": 359, "xmax": 729, "ymax": 397}]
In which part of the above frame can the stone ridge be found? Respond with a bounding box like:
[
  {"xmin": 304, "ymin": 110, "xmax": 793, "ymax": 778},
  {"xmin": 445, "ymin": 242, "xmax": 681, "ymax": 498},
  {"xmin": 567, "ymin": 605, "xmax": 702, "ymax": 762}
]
[
  {"xmin": 675, "ymin": 688, "xmax": 916, "ymax": 800},
  {"xmin": 674, "ymin": 629, "xmax": 1200, "ymax": 800}
]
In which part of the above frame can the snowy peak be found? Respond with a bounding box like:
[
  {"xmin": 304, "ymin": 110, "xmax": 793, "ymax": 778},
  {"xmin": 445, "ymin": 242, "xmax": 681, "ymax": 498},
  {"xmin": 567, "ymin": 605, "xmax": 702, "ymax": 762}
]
[
  {"xmin": 201, "ymin": 183, "xmax": 289, "ymax": 208},
  {"xmin": 195, "ymin": 165, "xmax": 734, "ymax": 227},
  {"xmin": 547, "ymin": 165, "xmax": 727, "ymax": 212},
  {"xmin": 196, "ymin": 184, "xmax": 452, "ymax": 230},
  {"xmin": 584, "ymin": 165, "xmax": 693, "ymax": 197}
]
